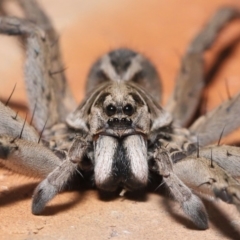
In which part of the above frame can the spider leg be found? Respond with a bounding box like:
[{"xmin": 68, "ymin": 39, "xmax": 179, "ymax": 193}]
[
  {"xmin": 18, "ymin": 0, "xmax": 77, "ymax": 120},
  {"xmin": 32, "ymin": 136, "xmax": 89, "ymax": 214},
  {"xmin": 0, "ymin": 99, "xmax": 62, "ymax": 177},
  {"xmin": 154, "ymin": 147, "xmax": 208, "ymax": 229},
  {"xmin": 18, "ymin": 0, "xmax": 58, "ymax": 40},
  {"xmin": 197, "ymin": 145, "xmax": 240, "ymax": 178},
  {"xmin": 173, "ymin": 155, "xmax": 240, "ymax": 212},
  {"xmin": 32, "ymin": 158, "xmax": 77, "ymax": 214},
  {"xmin": 0, "ymin": 135, "xmax": 61, "ymax": 177},
  {"xmin": 165, "ymin": 7, "xmax": 240, "ymax": 127},
  {"xmin": 0, "ymin": 16, "xmax": 76, "ymax": 131},
  {"xmin": 190, "ymin": 92, "xmax": 240, "ymax": 146},
  {"xmin": 0, "ymin": 101, "xmax": 38, "ymax": 142}
]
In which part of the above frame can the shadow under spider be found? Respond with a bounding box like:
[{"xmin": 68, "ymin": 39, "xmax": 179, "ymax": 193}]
[
  {"xmin": 0, "ymin": 172, "xmax": 91, "ymax": 214},
  {"xmin": 0, "ymin": 182, "xmax": 38, "ymax": 206},
  {"xmin": 97, "ymin": 172, "xmax": 162, "ymax": 202}
]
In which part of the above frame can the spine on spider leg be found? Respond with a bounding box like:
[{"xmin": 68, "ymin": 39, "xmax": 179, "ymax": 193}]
[
  {"xmin": 173, "ymin": 155, "xmax": 240, "ymax": 211},
  {"xmin": 165, "ymin": 7, "xmax": 240, "ymax": 127},
  {"xmin": 0, "ymin": 101, "xmax": 39, "ymax": 142},
  {"xmin": 0, "ymin": 135, "xmax": 62, "ymax": 177},
  {"xmin": 189, "ymin": 92, "xmax": 240, "ymax": 146},
  {"xmin": 197, "ymin": 145, "xmax": 240, "ymax": 178}
]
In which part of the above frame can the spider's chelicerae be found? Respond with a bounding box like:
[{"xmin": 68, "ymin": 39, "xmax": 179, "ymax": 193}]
[{"xmin": 0, "ymin": 0, "xmax": 240, "ymax": 230}]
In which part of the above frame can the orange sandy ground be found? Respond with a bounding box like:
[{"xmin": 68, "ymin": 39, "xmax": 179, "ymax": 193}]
[{"xmin": 1, "ymin": 0, "xmax": 240, "ymax": 239}]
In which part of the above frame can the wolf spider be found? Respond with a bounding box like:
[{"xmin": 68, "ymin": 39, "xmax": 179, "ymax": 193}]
[{"xmin": 0, "ymin": 0, "xmax": 240, "ymax": 230}]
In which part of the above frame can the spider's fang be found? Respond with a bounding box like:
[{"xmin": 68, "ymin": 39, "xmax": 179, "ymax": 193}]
[{"xmin": 119, "ymin": 188, "xmax": 127, "ymax": 197}]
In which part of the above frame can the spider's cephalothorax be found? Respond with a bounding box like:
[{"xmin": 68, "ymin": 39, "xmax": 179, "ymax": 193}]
[
  {"xmin": 67, "ymin": 50, "xmax": 171, "ymax": 191},
  {"xmin": 1, "ymin": 0, "xmax": 240, "ymax": 231}
]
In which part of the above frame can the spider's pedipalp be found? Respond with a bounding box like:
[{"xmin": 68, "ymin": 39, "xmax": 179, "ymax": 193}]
[
  {"xmin": 32, "ymin": 178, "xmax": 58, "ymax": 215},
  {"xmin": 32, "ymin": 134, "xmax": 90, "ymax": 213},
  {"xmin": 166, "ymin": 7, "xmax": 240, "ymax": 127},
  {"xmin": 68, "ymin": 137, "xmax": 90, "ymax": 163},
  {"xmin": 154, "ymin": 148, "xmax": 208, "ymax": 229},
  {"xmin": 32, "ymin": 158, "xmax": 79, "ymax": 214}
]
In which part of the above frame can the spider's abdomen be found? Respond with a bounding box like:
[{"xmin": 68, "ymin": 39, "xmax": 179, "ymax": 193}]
[{"xmin": 86, "ymin": 48, "xmax": 162, "ymax": 103}]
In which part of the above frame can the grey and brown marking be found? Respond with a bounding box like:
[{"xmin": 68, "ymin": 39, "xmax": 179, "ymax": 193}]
[{"xmin": 0, "ymin": 0, "xmax": 240, "ymax": 230}]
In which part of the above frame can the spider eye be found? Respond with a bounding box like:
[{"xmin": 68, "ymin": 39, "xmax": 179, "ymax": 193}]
[
  {"xmin": 123, "ymin": 104, "xmax": 134, "ymax": 116},
  {"xmin": 106, "ymin": 104, "xmax": 117, "ymax": 116}
]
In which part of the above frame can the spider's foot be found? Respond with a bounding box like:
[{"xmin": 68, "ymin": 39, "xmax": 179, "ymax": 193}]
[
  {"xmin": 182, "ymin": 194, "xmax": 208, "ymax": 230},
  {"xmin": 32, "ymin": 179, "xmax": 57, "ymax": 215}
]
